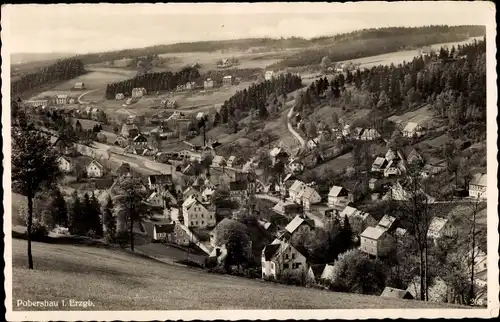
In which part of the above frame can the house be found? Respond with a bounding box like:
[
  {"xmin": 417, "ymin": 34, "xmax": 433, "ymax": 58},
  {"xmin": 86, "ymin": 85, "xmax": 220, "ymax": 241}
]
[
  {"xmin": 402, "ymin": 122, "xmax": 425, "ymax": 138},
  {"xmin": 469, "ymin": 173, "xmax": 487, "ymax": 199},
  {"xmin": 132, "ymin": 133, "xmax": 148, "ymax": 148},
  {"xmin": 153, "ymin": 223, "xmax": 175, "ymax": 241},
  {"xmin": 209, "ymin": 244, "xmax": 228, "ymax": 265},
  {"xmin": 307, "ymin": 137, "xmax": 320, "ymax": 150},
  {"xmin": 272, "ymin": 201, "xmax": 303, "ymax": 217},
  {"xmin": 380, "ymin": 287, "xmax": 414, "ymax": 300},
  {"xmin": 288, "ymin": 159, "xmax": 304, "ymax": 174},
  {"xmin": 269, "ymin": 147, "xmax": 289, "ymax": 165},
  {"xmin": 115, "ymin": 93, "xmax": 125, "ymax": 100},
  {"xmin": 371, "ymin": 157, "xmax": 388, "ymax": 172},
  {"xmin": 23, "ymin": 99, "xmax": 49, "ymax": 108},
  {"xmin": 182, "ymin": 195, "xmax": 216, "ymax": 229},
  {"xmin": 359, "ymin": 128, "xmax": 381, "ymax": 141},
  {"xmin": 368, "ymin": 178, "xmax": 380, "ymax": 190},
  {"xmin": 342, "ymin": 124, "xmax": 352, "ymax": 137},
  {"xmin": 339, "ymin": 205, "xmax": 377, "ymax": 232},
  {"xmin": 201, "ymin": 187, "xmax": 216, "ymax": 204},
  {"xmin": 360, "ymin": 226, "xmax": 394, "ymax": 257},
  {"xmin": 185, "ymin": 82, "xmax": 196, "ymax": 90},
  {"xmin": 132, "ymin": 87, "xmax": 147, "ymax": 98},
  {"xmin": 57, "ymin": 156, "xmax": 73, "ymax": 173},
  {"xmin": 319, "ymin": 264, "xmax": 335, "ymax": 286},
  {"xmin": 427, "ymin": 217, "xmax": 457, "ymax": 241},
  {"xmin": 212, "ymin": 155, "xmax": 227, "ymax": 168},
  {"xmin": 183, "ymin": 186, "xmax": 202, "ymax": 201},
  {"xmin": 55, "ymin": 94, "xmax": 68, "ymax": 105},
  {"xmin": 120, "ymin": 123, "xmax": 139, "ymax": 138},
  {"xmin": 420, "ymin": 163, "xmax": 446, "ymax": 178},
  {"xmin": 283, "ymin": 215, "xmax": 315, "ymax": 239},
  {"xmin": 73, "ymin": 82, "xmax": 85, "ymax": 90},
  {"xmin": 218, "ymin": 59, "xmax": 232, "ymax": 68},
  {"xmin": 406, "ymin": 148, "xmax": 424, "ymax": 165},
  {"xmin": 86, "ymin": 160, "xmax": 105, "ymax": 178},
  {"xmin": 226, "ymin": 156, "xmax": 242, "ymax": 168},
  {"xmin": 376, "ymin": 215, "xmax": 397, "ymax": 232},
  {"xmin": 265, "ymin": 71, "xmax": 274, "ymax": 81},
  {"xmin": 288, "ymin": 180, "xmax": 321, "ymax": 209},
  {"xmin": 385, "ymin": 149, "xmax": 397, "ymax": 162},
  {"xmin": 406, "ymin": 276, "xmax": 452, "ymax": 302},
  {"xmin": 384, "ymin": 160, "xmax": 402, "ymax": 177},
  {"xmin": 148, "ymin": 174, "xmax": 173, "ymax": 191},
  {"xmin": 327, "ymin": 186, "xmax": 353, "ymax": 208},
  {"xmin": 262, "ymin": 240, "xmax": 308, "ymax": 280},
  {"xmin": 222, "ymin": 75, "xmax": 233, "ymax": 86},
  {"xmin": 147, "ymin": 190, "xmax": 177, "ymax": 208},
  {"xmin": 204, "ymin": 78, "xmax": 214, "ymax": 89}
]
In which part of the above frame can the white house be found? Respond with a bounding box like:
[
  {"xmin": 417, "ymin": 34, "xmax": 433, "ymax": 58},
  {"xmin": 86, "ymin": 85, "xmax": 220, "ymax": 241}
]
[
  {"xmin": 376, "ymin": 215, "xmax": 397, "ymax": 232},
  {"xmin": 212, "ymin": 155, "xmax": 227, "ymax": 168},
  {"xmin": 201, "ymin": 187, "xmax": 216, "ymax": 204},
  {"xmin": 204, "ymin": 78, "xmax": 214, "ymax": 89},
  {"xmin": 86, "ymin": 160, "xmax": 104, "ymax": 178},
  {"xmin": 360, "ymin": 226, "xmax": 394, "ymax": 257},
  {"xmin": 183, "ymin": 186, "xmax": 202, "ymax": 201},
  {"xmin": 132, "ymin": 87, "xmax": 147, "ymax": 98},
  {"xmin": 284, "ymin": 215, "xmax": 315, "ymax": 239},
  {"xmin": 288, "ymin": 181, "xmax": 321, "ymax": 210},
  {"xmin": 371, "ymin": 157, "xmax": 388, "ymax": 172},
  {"xmin": 55, "ymin": 94, "xmax": 68, "ymax": 105},
  {"xmin": 222, "ymin": 75, "xmax": 233, "ymax": 86},
  {"xmin": 327, "ymin": 186, "xmax": 353, "ymax": 208},
  {"xmin": 359, "ymin": 128, "xmax": 381, "ymax": 141},
  {"xmin": 265, "ymin": 71, "xmax": 275, "ymax": 81},
  {"xmin": 385, "ymin": 149, "xmax": 397, "ymax": 162},
  {"xmin": 57, "ymin": 156, "xmax": 73, "ymax": 173},
  {"xmin": 469, "ymin": 173, "xmax": 487, "ymax": 199},
  {"xmin": 73, "ymin": 82, "xmax": 85, "ymax": 90},
  {"xmin": 402, "ymin": 122, "xmax": 426, "ymax": 138},
  {"xmin": 115, "ymin": 93, "xmax": 125, "ymax": 100},
  {"xmin": 182, "ymin": 195, "xmax": 216, "ymax": 229},
  {"xmin": 288, "ymin": 159, "xmax": 304, "ymax": 174},
  {"xmin": 384, "ymin": 160, "xmax": 402, "ymax": 177},
  {"xmin": 147, "ymin": 190, "xmax": 177, "ymax": 208},
  {"xmin": 427, "ymin": 217, "xmax": 458, "ymax": 241},
  {"xmin": 262, "ymin": 240, "xmax": 308, "ymax": 280}
]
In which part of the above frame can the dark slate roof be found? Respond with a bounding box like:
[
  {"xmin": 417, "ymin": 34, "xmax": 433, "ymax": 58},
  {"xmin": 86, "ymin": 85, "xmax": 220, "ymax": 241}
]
[
  {"xmin": 155, "ymin": 223, "xmax": 175, "ymax": 234},
  {"xmin": 263, "ymin": 243, "xmax": 281, "ymax": 261},
  {"xmin": 149, "ymin": 174, "xmax": 173, "ymax": 185}
]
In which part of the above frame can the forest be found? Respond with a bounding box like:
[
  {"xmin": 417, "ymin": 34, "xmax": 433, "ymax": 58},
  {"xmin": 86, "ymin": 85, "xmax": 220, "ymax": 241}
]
[
  {"xmin": 104, "ymin": 66, "xmax": 201, "ymax": 98},
  {"xmin": 214, "ymin": 73, "xmax": 303, "ymax": 128},
  {"xmin": 268, "ymin": 25, "xmax": 486, "ymax": 69},
  {"xmin": 295, "ymin": 37, "xmax": 487, "ymax": 143},
  {"xmin": 11, "ymin": 58, "xmax": 86, "ymax": 98}
]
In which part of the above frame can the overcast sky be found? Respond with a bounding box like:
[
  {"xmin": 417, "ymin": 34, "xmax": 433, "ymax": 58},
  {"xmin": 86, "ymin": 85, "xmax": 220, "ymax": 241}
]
[{"xmin": 3, "ymin": 2, "xmax": 493, "ymax": 54}]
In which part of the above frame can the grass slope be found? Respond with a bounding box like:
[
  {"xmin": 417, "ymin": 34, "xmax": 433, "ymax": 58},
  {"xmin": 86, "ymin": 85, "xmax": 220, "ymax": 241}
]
[{"xmin": 11, "ymin": 239, "xmax": 466, "ymax": 310}]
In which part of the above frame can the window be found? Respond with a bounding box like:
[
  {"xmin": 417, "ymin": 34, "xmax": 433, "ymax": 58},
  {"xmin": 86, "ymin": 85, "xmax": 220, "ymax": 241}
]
[
  {"xmin": 195, "ymin": 221, "xmax": 198, "ymax": 225},
  {"xmin": 173, "ymin": 232, "xmax": 177, "ymax": 236},
  {"xmin": 283, "ymin": 263, "xmax": 289, "ymax": 269},
  {"xmin": 202, "ymin": 221, "xmax": 204, "ymax": 225},
  {"xmin": 285, "ymin": 254, "xmax": 289, "ymax": 259},
  {"xmin": 190, "ymin": 222, "xmax": 193, "ymax": 226},
  {"xmin": 292, "ymin": 253, "xmax": 295, "ymax": 259}
]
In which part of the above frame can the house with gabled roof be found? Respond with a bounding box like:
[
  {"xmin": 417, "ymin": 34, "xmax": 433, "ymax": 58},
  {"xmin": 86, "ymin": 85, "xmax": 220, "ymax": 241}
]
[
  {"xmin": 406, "ymin": 148, "xmax": 424, "ymax": 165},
  {"xmin": 283, "ymin": 215, "xmax": 315, "ymax": 240},
  {"xmin": 262, "ymin": 240, "xmax": 307, "ymax": 280},
  {"xmin": 427, "ymin": 217, "xmax": 457, "ymax": 242},
  {"xmin": 86, "ymin": 160, "xmax": 105, "ymax": 178},
  {"xmin": 288, "ymin": 180, "xmax": 321, "ymax": 210},
  {"xmin": 147, "ymin": 189, "xmax": 177, "ymax": 209},
  {"xmin": 121, "ymin": 123, "xmax": 139, "ymax": 138},
  {"xmin": 272, "ymin": 201, "xmax": 303, "ymax": 217},
  {"xmin": 328, "ymin": 186, "xmax": 353, "ymax": 208},
  {"xmin": 148, "ymin": 174, "xmax": 173, "ymax": 191},
  {"xmin": 402, "ymin": 121, "xmax": 426, "ymax": 138},
  {"xmin": 183, "ymin": 186, "xmax": 202, "ymax": 201},
  {"xmin": 153, "ymin": 222, "xmax": 175, "ymax": 241},
  {"xmin": 212, "ymin": 155, "xmax": 227, "ymax": 168},
  {"xmin": 376, "ymin": 215, "xmax": 398, "ymax": 232},
  {"xmin": 182, "ymin": 195, "xmax": 216, "ymax": 229},
  {"xmin": 57, "ymin": 156, "xmax": 74, "ymax": 173},
  {"xmin": 380, "ymin": 287, "xmax": 414, "ymax": 300},
  {"xmin": 469, "ymin": 173, "xmax": 487, "ymax": 199},
  {"xmin": 359, "ymin": 128, "xmax": 381, "ymax": 141},
  {"xmin": 372, "ymin": 157, "xmax": 388, "ymax": 172},
  {"xmin": 360, "ymin": 226, "xmax": 394, "ymax": 258}
]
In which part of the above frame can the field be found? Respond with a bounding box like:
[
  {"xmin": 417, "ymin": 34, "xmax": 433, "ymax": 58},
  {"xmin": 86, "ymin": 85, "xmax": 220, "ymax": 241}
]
[
  {"xmin": 11, "ymin": 239, "xmax": 465, "ymax": 310},
  {"xmin": 335, "ymin": 36, "xmax": 483, "ymax": 69},
  {"xmin": 388, "ymin": 105, "xmax": 435, "ymax": 127}
]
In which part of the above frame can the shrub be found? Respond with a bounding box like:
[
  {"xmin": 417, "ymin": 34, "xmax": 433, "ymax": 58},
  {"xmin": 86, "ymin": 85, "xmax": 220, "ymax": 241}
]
[
  {"xmin": 31, "ymin": 220, "xmax": 49, "ymax": 240},
  {"xmin": 115, "ymin": 230, "xmax": 130, "ymax": 247}
]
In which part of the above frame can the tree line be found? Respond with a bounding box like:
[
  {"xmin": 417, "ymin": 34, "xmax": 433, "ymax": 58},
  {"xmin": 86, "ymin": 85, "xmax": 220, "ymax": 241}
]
[
  {"xmin": 268, "ymin": 25, "xmax": 485, "ymax": 70},
  {"xmin": 213, "ymin": 73, "xmax": 303, "ymax": 130},
  {"xmin": 105, "ymin": 66, "xmax": 201, "ymax": 98},
  {"xmin": 11, "ymin": 58, "xmax": 86, "ymax": 97}
]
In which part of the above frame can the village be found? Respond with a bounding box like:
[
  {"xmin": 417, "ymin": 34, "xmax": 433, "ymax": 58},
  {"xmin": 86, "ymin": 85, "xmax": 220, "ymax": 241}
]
[{"xmin": 9, "ymin": 13, "xmax": 491, "ymax": 313}]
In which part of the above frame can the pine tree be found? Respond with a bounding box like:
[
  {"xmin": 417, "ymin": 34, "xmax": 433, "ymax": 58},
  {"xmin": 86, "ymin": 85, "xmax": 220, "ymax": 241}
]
[
  {"xmin": 103, "ymin": 195, "xmax": 116, "ymax": 242},
  {"xmin": 90, "ymin": 192, "xmax": 103, "ymax": 237},
  {"xmin": 69, "ymin": 192, "xmax": 85, "ymax": 235},
  {"xmin": 48, "ymin": 188, "xmax": 68, "ymax": 228}
]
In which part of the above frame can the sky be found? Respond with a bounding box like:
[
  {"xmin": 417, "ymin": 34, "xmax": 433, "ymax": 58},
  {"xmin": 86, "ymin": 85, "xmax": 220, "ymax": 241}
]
[{"xmin": 3, "ymin": 2, "xmax": 494, "ymax": 54}]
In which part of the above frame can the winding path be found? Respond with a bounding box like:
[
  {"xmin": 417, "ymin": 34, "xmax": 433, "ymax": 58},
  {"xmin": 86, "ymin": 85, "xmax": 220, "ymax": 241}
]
[
  {"xmin": 286, "ymin": 104, "xmax": 306, "ymax": 150},
  {"xmin": 78, "ymin": 88, "xmax": 101, "ymax": 104}
]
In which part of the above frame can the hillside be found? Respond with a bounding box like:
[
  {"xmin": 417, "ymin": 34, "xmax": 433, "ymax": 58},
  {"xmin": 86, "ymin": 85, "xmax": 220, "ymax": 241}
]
[{"xmin": 11, "ymin": 239, "xmax": 465, "ymax": 310}]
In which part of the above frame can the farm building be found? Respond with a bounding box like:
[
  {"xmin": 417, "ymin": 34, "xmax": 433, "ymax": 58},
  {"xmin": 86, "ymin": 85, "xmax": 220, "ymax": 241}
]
[
  {"xmin": 402, "ymin": 122, "xmax": 426, "ymax": 138},
  {"xmin": 222, "ymin": 75, "xmax": 233, "ymax": 86},
  {"xmin": 73, "ymin": 82, "xmax": 86, "ymax": 90}
]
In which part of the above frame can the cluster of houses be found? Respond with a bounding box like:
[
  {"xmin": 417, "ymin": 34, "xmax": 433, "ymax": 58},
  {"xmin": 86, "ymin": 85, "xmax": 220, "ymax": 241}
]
[{"xmin": 114, "ymin": 87, "xmax": 147, "ymax": 101}]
